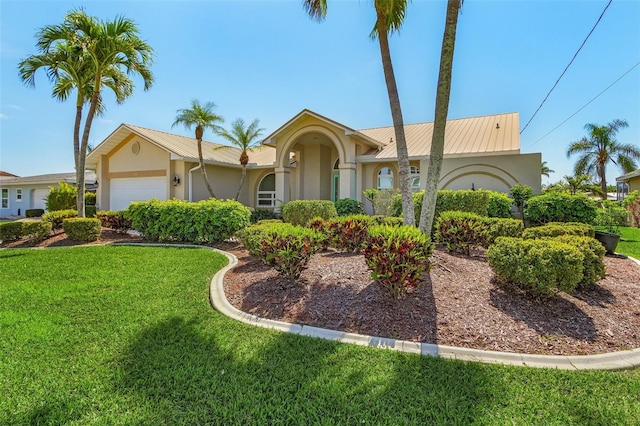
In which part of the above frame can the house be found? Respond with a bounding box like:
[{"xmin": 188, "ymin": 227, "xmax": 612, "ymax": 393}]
[
  {"xmin": 86, "ymin": 110, "xmax": 541, "ymax": 212},
  {"xmin": 0, "ymin": 172, "xmax": 97, "ymax": 217},
  {"xmin": 616, "ymin": 169, "xmax": 640, "ymax": 200}
]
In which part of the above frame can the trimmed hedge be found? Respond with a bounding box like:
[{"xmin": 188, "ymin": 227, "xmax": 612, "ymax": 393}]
[
  {"xmin": 554, "ymin": 235, "xmax": 605, "ymax": 286},
  {"xmin": 335, "ymin": 198, "xmax": 365, "ymax": 216},
  {"xmin": 96, "ymin": 210, "xmax": 132, "ymax": 233},
  {"xmin": 484, "ymin": 217, "xmax": 524, "ymax": 244},
  {"xmin": 21, "ymin": 221, "xmax": 52, "ymax": 243},
  {"xmin": 524, "ymin": 193, "xmax": 598, "ymax": 225},
  {"xmin": 62, "ymin": 218, "xmax": 101, "ymax": 242},
  {"xmin": 485, "ymin": 191, "xmax": 513, "ymax": 218},
  {"xmin": 363, "ymin": 225, "xmax": 433, "ymax": 299},
  {"xmin": 522, "ymin": 222, "xmax": 595, "ymax": 239},
  {"xmin": 487, "ymin": 237, "xmax": 584, "ymax": 295},
  {"xmin": 25, "ymin": 209, "xmax": 45, "ymax": 218},
  {"xmin": 127, "ymin": 199, "xmax": 251, "ymax": 243},
  {"xmin": 391, "ymin": 189, "xmax": 492, "ymax": 225},
  {"xmin": 258, "ymin": 224, "xmax": 324, "ymax": 281},
  {"xmin": 250, "ymin": 208, "xmax": 278, "ymax": 223},
  {"xmin": 42, "ymin": 209, "xmax": 78, "ymax": 230},
  {"xmin": 281, "ymin": 200, "xmax": 337, "ymax": 226},
  {"xmin": 0, "ymin": 222, "xmax": 24, "ymax": 242}
]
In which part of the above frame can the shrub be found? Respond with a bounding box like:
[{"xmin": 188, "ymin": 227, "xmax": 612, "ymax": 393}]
[
  {"xmin": 435, "ymin": 211, "xmax": 488, "ymax": 255},
  {"xmin": 623, "ymin": 190, "xmax": 640, "ymax": 227},
  {"xmin": 85, "ymin": 206, "xmax": 97, "ymax": 218},
  {"xmin": 307, "ymin": 217, "xmax": 330, "ymax": 250},
  {"xmin": 522, "ymin": 222, "xmax": 594, "ymax": 239},
  {"xmin": 281, "ymin": 200, "xmax": 337, "ymax": 226},
  {"xmin": 371, "ymin": 215, "xmax": 404, "ymax": 226},
  {"xmin": 25, "ymin": 209, "xmax": 45, "ymax": 218},
  {"xmin": 524, "ymin": 193, "xmax": 597, "ymax": 226},
  {"xmin": 593, "ymin": 201, "xmax": 627, "ymax": 233},
  {"xmin": 84, "ymin": 192, "xmax": 96, "ymax": 206},
  {"xmin": 391, "ymin": 189, "xmax": 491, "ymax": 225},
  {"xmin": 62, "ymin": 218, "xmax": 101, "ymax": 242},
  {"xmin": 484, "ymin": 190, "xmax": 513, "ymax": 218},
  {"xmin": 96, "ymin": 210, "xmax": 132, "ymax": 233},
  {"xmin": 127, "ymin": 199, "xmax": 251, "ymax": 243},
  {"xmin": 483, "ymin": 217, "xmax": 524, "ymax": 244},
  {"xmin": 365, "ymin": 188, "xmax": 400, "ymax": 216},
  {"xmin": 250, "ymin": 208, "xmax": 278, "ymax": 223},
  {"xmin": 259, "ymin": 224, "xmax": 324, "ymax": 281},
  {"xmin": 510, "ymin": 184, "xmax": 533, "ymax": 211},
  {"xmin": 43, "ymin": 209, "xmax": 78, "ymax": 230},
  {"xmin": 554, "ymin": 235, "xmax": 605, "ymax": 286},
  {"xmin": 324, "ymin": 215, "xmax": 372, "ymax": 252},
  {"xmin": 237, "ymin": 221, "xmax": 292, "ymax": 257},
  {"xmin": 45, "ymin": 182, "xmax": 76, "ymax": 211},
  {"xmin": 335, "ymin": 198, "xmax": 365, "ymax": 216},
  {"xmin": 0, "ymin": 222, "xmax": 24, "ymax": 242},
  {"xmin": 21, "ymin": 221, "xmax": 52, "ymax": 243},
  {"xmin": 487, "ymin": 237, "xmax": 584, "ymax": 295},
  {"xmin": 363, "ymin": 225, "xmax": 433, "ymax": 299}
]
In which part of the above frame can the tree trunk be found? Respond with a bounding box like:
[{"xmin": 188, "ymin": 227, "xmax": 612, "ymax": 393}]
[
  {"xmin": 599, "ymin": 162, "xmax": 607, "ymax": 199},
  {"xmin": 235, "ymin": 165, "xmax": 247, "ymax": 201},
  {"xmin": 78, "ymin": 82, "xmax": 103, "ymax": 217},
  {"xmin": 419, "ymin": 0, "xmax": 462, "ymax": 233},
  {"xmin": 375, "ymin": 5, "xmax": 415, "ymax": 226},
  {"xmin": 198, "ymin": 138, "xmax": 216, "ymax": 199},
  {"xmin": 73, "ymin": 97, "xmax": 84, "ymax": 216}
]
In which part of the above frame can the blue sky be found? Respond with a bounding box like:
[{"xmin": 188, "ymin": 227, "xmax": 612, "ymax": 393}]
[{"xmin": 1, "ymin": 0, "xmax": 638, "ymax": 187}]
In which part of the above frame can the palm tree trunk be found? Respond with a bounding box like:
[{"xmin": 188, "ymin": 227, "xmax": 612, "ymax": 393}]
[
  {"xmin": 235, "ymin": 165, "xmax": 247, "ymax": 201},
  {"xmin": 419, "ymin": 0, "xmax": 462, "ymax": 233},
  {"xmin": 77, "ymin": 84, "xmax": 103, "ymax": 217},
  {"xmin": 198, "ymin": 139, "xmax": 217, "ymax": 199},
  {"xmin": 375, "ymin": 5, "xmax": 415, "ymax": 227},
  {"xmin": 73, "ymin": 97, "xmax": 83, "ymax": 216}
]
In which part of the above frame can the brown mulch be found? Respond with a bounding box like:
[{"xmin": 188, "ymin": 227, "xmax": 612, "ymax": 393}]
[{"xmin": 4, "ymin": 230, "xmax": 640, "ymax": 356}]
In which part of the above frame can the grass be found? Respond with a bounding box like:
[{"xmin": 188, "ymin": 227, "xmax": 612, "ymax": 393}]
[
  {"xmin": 617, "ymin": 226, "xmax": 640, "ymax": 259},
  {"xmin": 1, "ymin": 245, "xmax": 639, "ymax": 424}
]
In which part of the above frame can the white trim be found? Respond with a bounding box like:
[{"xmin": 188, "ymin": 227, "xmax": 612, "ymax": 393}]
[
  {"xmin": 16, "ymin": 188, "xmax": 22, "ymax": 202},
  {"xmin": 1, "ymin": 188, "xmax": 9, "ymax": 209}
]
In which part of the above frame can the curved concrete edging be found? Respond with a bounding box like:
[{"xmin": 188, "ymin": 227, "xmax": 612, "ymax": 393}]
[{"xmin": 115, "ymin": 243, "xmax": 640, "ymax": 370}]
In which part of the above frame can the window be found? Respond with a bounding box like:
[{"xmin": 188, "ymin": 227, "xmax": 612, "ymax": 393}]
[
  {"xmin": 257, "ymin": 173, "xmax": 276, "ymax": 208},
  {"xmin": 410, "ymin": 166, "xmax": 420, "ymax": 192},
  {"xmin": 16, "ymin": 189, "xmax": 22, "ymax": 202},
  {"xmin": 377, "ymin": 167, "xmax": 393, "ymax": 190},
  {"xmin": 1, "ymin": 188, "xmax": 8, "ymax": 209}
]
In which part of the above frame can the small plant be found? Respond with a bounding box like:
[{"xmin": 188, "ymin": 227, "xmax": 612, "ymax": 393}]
[
  {"xmin": 95, "ymin": 210, "xmax": 132, "ymax": 233},
  {"xmin": 42, "ymin": 209, "xmax": 78, "ymax": 230},
  {"xmin": 236, "ymin": 221, "xmax": 291, "ymax": 257},
  {"xmin": 324, "ymin": 215, "xmax": 372, "ymax": 252},
  {"xmin": 250, "ymin": 208, "xmax": 278, "ymax": 223},
  {"xmin": 21, "ymin": 221, "xmax": 52, "ymax": 243},
  {"xmin": 363, "ymin": 225, "xmax": 433, "ymax": 298},
  {"xmin": 259, "ymin": 224, "xmax": 324, "ymax": 281},
  {"xmin": 281, "ymin": 200, "xmax": 337, "ymax": 226},
  {"xmin": 335, "ymin": 198, "xmax": 365, "ymax": 216},
  {"xmin": 0, "ymin": 222, "xmax": 24, "ymax": 242},
  {"xmin": 62, "ymin": 218, "xmax": 101, "ymax": 242},
  {"xmin": 594, "ymin": 201, "xmax": 627, "ymax": 235},
  {"xmin": 45, "ymin": 182, "xmax": 76, "ymax": 211},
  {"xmin": 510, "ymin": 183, "xmax": 533, "ymax": 223},
  {"xmin": 435, "ymin": 211, "xmax": 488, "ymax": 255}
]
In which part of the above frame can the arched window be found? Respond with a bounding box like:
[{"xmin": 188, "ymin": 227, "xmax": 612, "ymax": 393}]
[
  {"xmin": 257, "ymin": 173, "xmax": 276, "ymax": 208},
  {"xmin": 410, "ymin": 166, "xmax": 420, "ymax": 192},
  {"xmin": 377, "ymin": 167, "xmax": 393, "ymax": 190}
]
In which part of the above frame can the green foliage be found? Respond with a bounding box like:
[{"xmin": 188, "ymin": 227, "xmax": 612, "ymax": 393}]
[
  {"xmin": 483, "ymin": 217, "xmax": 524, "ymax": 244},
  {"xmin": 334, "ymin": 198, "xmax": 365, "ymax": 216},
  {"xmin": 236, "ymin": 221, "xmax": 292, "ymax": 257},
  {"xmin": 258, "ymin": 224, "xmax": 324, "ymax": 281},
  {"xmin": 363, "ymin": 225, "xmax": 433, "ymax": 298},
  {"xmin": 127, "ymin": 199, "xmax": 251, "ymax": 243},
  {"xmin": 522, "ymin": 222, "xmax": 595, "ymax": 239},
  {"xmin": 594, "ymin": 201, "xmax": 627, "ymax": 234},
  {"xmin": 84, "ymin": 192, "xmax": 96, "ymax": 206},
  {"xmin": 324, "ymin": 215, "xmax": 372, "ymax": 252},
  {"xmin": 0, "ymin": 222, "xmax": 24, "ymax": 242},
  {"xmin": 45, "ymin": 182, "xmax": 76, "ymax": 211},
  {"xmin": 510, "ymin": 184, "xmax": 534, "ymax": 209},
  {"xmin": 554, "ymin": 235, "xmax": 606, "ymax": 286},
  {"xmin": 524, "ymin": 193, "xmax": 598, "ymax": 226},
  {"xmin": 435, "ymin": 211, "xmax": 488, "ymax": 255},
  {"xmin": 21, "ymin": 221, "xmax": 52, "ymax": 243},
  {"xmin": 62, "ymin": 217, "xmax": 101, "ymax": 242},
  {"xmin": 281, "ymin": 200, "xmax": 337, "ymax": 226},
  {"xmin": 25, "ymin": 209, "xmax": 45, "ymax": 218},
  {"xmin": 487, "ymin": 237, "xmax": 584, "ymax": 295},
  {"xmin": 371, "ymin": 215, "xmax": 405, "ymax": 226},
  {"xmin": 623, "ymin": 190, "xmax": 640, "ymax": 227},
  {"xmin": 365, "ymin": 188, "xmax": 401, "ymax": 216},
  {"xmin": 42, "ymin": 209, "xmax": 78, "ymax": 230},
  {"xmin": 391, "ymin": 189, "xmax": 491, "ymax": 225},
  {"xmin": 95, "ymin": 210, "xmax": 132, "ymax": 233},
  {"xmin": 484, "ymin": 190, "xmax": 513, "ymax": 218},
  {"xmin": 85, "ymin": 205, "xmax": 97, "ymax": 218},
  {"xmin": 250, "ymin": 208, "xmax": 278, "ymax": 223}
]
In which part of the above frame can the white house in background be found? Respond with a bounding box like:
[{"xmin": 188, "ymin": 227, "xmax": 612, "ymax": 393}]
[
  {"xmin": 0, "ymin": 172, "xmax": 97, "ymax": 217},
  {"xmin": 86, "ymin": 110, "xmax": 542, "ymax": 212}
]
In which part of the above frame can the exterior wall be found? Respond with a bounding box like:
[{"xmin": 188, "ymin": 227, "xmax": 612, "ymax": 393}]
[
  {"xmin": 0, "ymin": 185, "xmax": 51, "ymax": 216},
  {"xmin": 190, "ymin": 165, "xmax": 243, "ymax": 202},
  {"xmin": 628, "ymin": 176, "xmax": 640, "ymax": 194}
]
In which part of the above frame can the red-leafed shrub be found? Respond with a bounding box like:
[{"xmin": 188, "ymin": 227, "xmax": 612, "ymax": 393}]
[
  {"xmin": 96, "ymin": 210, "xmax": 132, "ymax": 233},
  {"xmin": 325, "ymin": 215, "xmax": 372, "ymax": 253},
  {"xmin": 259, "ymin": 224, "xmax": 324, "ymax": 281},
  {"xmin": 435, "ymin": 211, "xmax": 488, "ymax": 255},
  {"xmin": 363, "ymin": 225, "xmax": 433, "ymax": 299}
]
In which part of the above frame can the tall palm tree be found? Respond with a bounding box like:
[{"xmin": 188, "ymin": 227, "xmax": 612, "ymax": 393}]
[
  {"xmin": 303, "ymin": 0, "xmax": 415, "ymax": 226},
  {"xmin": 19, "ymin": 9, "xmax": 154, "ymax": 216},
  {"xmin": 216, "ymin": 118, "xmax": 265, "ymax": 201},
  {"xmin": 419, "ymin": 0, "xmax": 463, "ymax": 233},
  {"xmin": 541, "ymin": 161, "xmax": 554, "ymax": 178},
  {"xmin": 566, "ymin": 119, "xmax": 640, "ymax": 199},
  {"xmin": 173, "ymin": 100, "xmax": 224, "ymax": 198}
]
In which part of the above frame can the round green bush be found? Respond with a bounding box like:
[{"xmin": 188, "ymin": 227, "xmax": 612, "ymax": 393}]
[
  {"xmin": 334, "ymin": 198, "xmax": 365, "ymax": 216},
  {"xmin": 281, "ymin": 200, "xmax": 337, "ymax": 226},
  {"xmin": 62, "ymin": 218, "xmax": 101, "ymax": 242},
  {"xmin": 524, "ymin": 193, "xmax": 597, "ymax": 225}
]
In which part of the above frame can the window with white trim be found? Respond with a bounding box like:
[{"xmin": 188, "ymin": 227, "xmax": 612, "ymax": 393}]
[
  {"xmin": 1, "ymin": 188, "xmax": 8, "ymax": 209},
  {"xmin": 257, "ymin": 173, "xmax": 276, "ymax": 208},
  {"xmin": 410, "ymin": 166, "xmax": 421, "ymax": 192},
  {"xmin": 16, "ymin": 189, "xmax": 22, "ymax": 202},
  {"xmin": 377, "ymin": 167, "xmax": 393, "ymax": 190}
]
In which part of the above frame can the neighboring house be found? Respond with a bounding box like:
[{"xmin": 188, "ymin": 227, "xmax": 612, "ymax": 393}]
[
  {"xmin": 617, "ymin": 169, "xmax": 640, "ymax": 200},
  {"xmin": 0, "ymin": 171, "xmax": 18, "ymax": 177},
  {"xmin": 86, "ymin": 110, "xmax": 541, "ymax": 212},
  {"xmin": 0, "ymin": 172, "xmax": 97, "ymax": 217}
]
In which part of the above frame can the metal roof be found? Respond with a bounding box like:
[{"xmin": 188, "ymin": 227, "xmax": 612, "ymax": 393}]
[
  {"xmin": 0, "ymin": 171, "xmax": 97, "ymax": 186},
  {"xmin": 617, "ymin": 169, "xmax": 640, "ymax": 181}
]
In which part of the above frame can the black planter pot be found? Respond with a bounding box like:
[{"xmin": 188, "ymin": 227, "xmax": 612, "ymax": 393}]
[{"xmin": 594, "ymin": 230, "xmax": 621, "ymax": 255}]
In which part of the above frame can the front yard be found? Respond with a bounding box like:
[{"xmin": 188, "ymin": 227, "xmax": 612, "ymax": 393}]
[{"xmin": 1, "ymin": 245, "xmax": 639, "ymax": 424}]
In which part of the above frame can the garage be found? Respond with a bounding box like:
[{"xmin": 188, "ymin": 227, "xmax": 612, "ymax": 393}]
[
  {"xmin": 31, "ymin": 188, "xmax": 49, "ymax": 211},
  {"xmin": 110, "ymin": 177, "xmax": 167, "ymax": 211}
]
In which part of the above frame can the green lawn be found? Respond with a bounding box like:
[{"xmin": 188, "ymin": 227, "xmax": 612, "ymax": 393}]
[
  {"xmin": 1, "ymin": 245, "xmax": 639, "ymax": 424},
  {"xmin": 617, "ymin": 226, "xmax": 640, "ymax": 259}
]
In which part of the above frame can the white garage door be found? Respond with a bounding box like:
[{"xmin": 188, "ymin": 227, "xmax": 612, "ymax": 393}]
[
  {"xmin": 32, "ymin": 189, "xmax": 49, "ymax": 211},
  {"xmin": 110, "ymin": 177, "xmax": 167, "ymax": 211}
]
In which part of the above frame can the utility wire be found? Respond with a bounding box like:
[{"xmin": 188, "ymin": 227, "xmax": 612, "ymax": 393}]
[
  {"xmin": 520, "ymin": 0, "xmax": 613, "ymax": 135},
  {"xmin": 524, "ymin": 60, "xmax": 640, "ymax": 150}
]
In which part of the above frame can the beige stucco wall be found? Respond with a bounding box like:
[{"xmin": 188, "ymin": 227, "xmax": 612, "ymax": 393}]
[{"xmin": 190, "ymin": 165, "xmax": 244, "ymax": 202}]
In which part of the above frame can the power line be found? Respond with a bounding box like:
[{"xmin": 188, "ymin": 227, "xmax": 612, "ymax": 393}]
[
  {"xmin": 524, "ymin": 60, "xmax": 640, "ymax": 150},
  {"xmin": 520, "ymin": 0, "xmax": 613, "ymax": 135}
]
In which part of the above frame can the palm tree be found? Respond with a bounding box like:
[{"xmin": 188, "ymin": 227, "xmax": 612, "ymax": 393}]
[
  {"xmin": 19, "ymin": 9, "xmax": 154, "ymax": 216},
  {"xmin": 303, "ymin": 0, "xmax": 415, "ymax": 226},
  {"xmin": 418, "ymin": 0, "xmax": 463, "ymax": 233},
  {"xmin": 172, "ymin": 100, "xmax": 224, "ymax": 198},
  {"xmin": 216, "ymin": 118, "xmax": 265, "ymax": 201},
  {"xmin": 541, "ymin": 161, "xmax": 554, "ymax": 178},
  {"xmin": 563, "ymin": 174, "xmax": 591, "ymax": 195},
  {"xmin": 567, "ymin": 119, "xmax": 640, "ymax": 199}
]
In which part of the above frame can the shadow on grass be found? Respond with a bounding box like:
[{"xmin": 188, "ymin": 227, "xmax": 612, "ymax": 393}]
[{"xmin": 115, "ymin": 315, "xmax": 496, "ymax": 424}]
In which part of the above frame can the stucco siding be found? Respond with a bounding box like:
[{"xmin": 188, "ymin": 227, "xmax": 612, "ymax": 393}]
[
  {"xmin": 108, "ymin": 137, "xmax": 170, "ymax": 173},
  {"xmin": 190, "ymin": 165, "xmax": 243, "ymax": 202}
]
